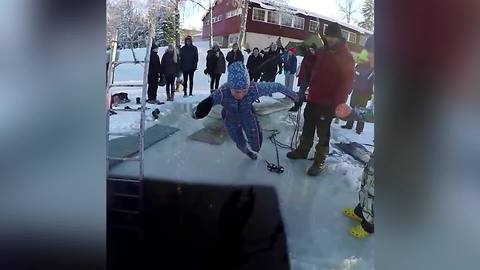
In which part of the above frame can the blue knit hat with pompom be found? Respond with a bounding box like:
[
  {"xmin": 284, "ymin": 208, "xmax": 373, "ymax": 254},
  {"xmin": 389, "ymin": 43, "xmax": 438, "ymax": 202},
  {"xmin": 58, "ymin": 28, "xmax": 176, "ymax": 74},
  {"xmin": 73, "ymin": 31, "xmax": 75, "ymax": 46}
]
[{"xmin": 227, "ymin": 62, "xmax": 250, "ymax": 91}]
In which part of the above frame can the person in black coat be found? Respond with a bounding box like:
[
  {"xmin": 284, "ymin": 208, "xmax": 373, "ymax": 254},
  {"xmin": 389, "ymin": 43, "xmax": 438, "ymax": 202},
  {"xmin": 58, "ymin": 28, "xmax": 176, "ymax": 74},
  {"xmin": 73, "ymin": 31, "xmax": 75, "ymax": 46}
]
[
  {"xmin": 179, "ymin": 36, "xmax": 199, "ymax": 97},
  {"xmin": 341, "ymin": 61, "xmax": 374, "ymax": 134},
  {"xmin": 161, "ymin": 44, "xmax": 180, "ymax": 101},
  {"xmin": 205, "ymin": 43, "xmax": 226, "ymax": 92},
  {"xmin": 260, "ymin": 43, "xmax": 283, "ymax": 82},
  {"xmin": 226, "ymin": 43, "xmax": 244, "ymax": 66},
  {"xmin": 246, "ymin": 48, "xmax": 263, "ymax": 82},
  {"xmin": 147, "ymin": 42, "xmax": 161, "ymax": 103}
]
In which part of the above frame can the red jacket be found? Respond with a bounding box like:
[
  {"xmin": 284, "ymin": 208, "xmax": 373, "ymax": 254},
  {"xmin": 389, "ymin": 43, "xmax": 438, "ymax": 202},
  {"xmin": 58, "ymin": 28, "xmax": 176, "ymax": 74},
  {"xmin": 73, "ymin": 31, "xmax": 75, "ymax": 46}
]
[{"xmin": 307, "ymin": 43, "xmax": 355, "ymax": 109}]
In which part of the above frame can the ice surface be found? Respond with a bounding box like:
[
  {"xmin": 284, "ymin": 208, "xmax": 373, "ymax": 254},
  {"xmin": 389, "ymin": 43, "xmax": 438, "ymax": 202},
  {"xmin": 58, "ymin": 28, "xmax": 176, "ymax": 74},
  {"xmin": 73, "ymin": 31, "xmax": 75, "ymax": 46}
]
[{"xmin": 108, "ymin": 42, "xmax": 374, "ymax": 269}]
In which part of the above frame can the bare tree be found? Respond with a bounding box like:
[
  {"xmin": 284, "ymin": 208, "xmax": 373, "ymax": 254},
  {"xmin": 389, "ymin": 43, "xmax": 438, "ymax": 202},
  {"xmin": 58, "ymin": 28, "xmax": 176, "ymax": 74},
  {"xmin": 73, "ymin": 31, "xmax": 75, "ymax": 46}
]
[{"xmin": 337, "ymin": 0, "xmax": 359, "ymax": 24}]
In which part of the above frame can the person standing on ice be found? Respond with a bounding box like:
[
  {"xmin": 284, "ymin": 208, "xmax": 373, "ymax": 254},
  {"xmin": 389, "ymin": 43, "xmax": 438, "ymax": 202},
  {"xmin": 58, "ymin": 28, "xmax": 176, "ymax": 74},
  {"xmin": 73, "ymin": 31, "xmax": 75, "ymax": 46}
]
[
  {"xmin": 289, "ymin": 44, "xmax": 317, "ymax": 112},
  {"xmin": 147, "ymin": 42, "xmax": 162, "ymax": 104},
  {"xmin": 226, "ymin": 42, "xmax": 244, "ymax": 66},
  {"xmin": 341, "ymin": 40, "xmax": 375, "ymax": 134},
  {"xmin": 179, "ymin": 36, "xmax": 199, "ymax": 97},
  {"xmin": 246, "ymin": 48, "xmax": 263, "ymax": 82},
  {"xmin": 282, "ymin": 47, "xmax": 298, "ymax": 93},
  {"xmin": 337, "ymin": 34, "xmax": 375, "ymax": 238},
  {"xmin": 260, "ymin": 43, "xmax": 283, "ymax": 82},
  {"xmin": 160, "ymin": 44, "xmax": 180, "ymax": 102},
  {"xmin": 287, "ymin": 23, "xmax": 355, "ymax": 176},
  {"xmin": 191, "ymin": 62, "xmax": 298, "ymax": 160},
  {"xmin": 205, "ymin": 42, "xmax": 226, "ymax": 93}
]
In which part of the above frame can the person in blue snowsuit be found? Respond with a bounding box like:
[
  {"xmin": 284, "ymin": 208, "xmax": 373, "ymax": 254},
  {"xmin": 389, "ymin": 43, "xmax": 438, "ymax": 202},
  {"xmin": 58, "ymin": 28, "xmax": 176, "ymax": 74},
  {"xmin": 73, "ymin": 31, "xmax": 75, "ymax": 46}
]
[{"xmin": 192, "ymin": 62, "xmax": 298, "ymax": 159}]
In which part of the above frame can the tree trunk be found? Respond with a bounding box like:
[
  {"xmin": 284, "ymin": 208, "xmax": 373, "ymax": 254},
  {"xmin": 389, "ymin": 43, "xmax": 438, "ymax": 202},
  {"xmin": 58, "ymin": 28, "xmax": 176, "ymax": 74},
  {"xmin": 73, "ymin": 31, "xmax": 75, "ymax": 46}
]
[
  {"xmin": 209, "ymin": 0, "xmax": 213, "ymax": 48},
  {"xmin": 238, "ymin": 0, "xmax": 249, "ymax": 49}
]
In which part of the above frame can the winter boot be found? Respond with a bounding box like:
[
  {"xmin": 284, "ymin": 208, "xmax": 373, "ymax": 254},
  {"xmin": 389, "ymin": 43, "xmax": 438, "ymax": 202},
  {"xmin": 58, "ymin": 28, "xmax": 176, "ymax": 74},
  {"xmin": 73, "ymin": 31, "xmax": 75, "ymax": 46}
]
[
  {"xmin": 342, "ymin": 121, "xmax": 354, "ymax": 129},
  {"xmin": 287, "ymin": 148, "xmax": 309, "ymax": 159},
  {"xmin": 287, "ymin": 137, "xmax": 312, "ymax": 159},
  {"xmin": 166, "ymin": 91, "xmax": 171, "ymax": 102},
  {"xmin": 171, "ymin": 92, "xmax": 175, "ymax": 101},
  {"xmin": 307, "ymin": 145, "xmax": 328, "ymax": 176},
  {"xmin": 246, "ymin": 151, "xmax": 258, "ymax": 160}
]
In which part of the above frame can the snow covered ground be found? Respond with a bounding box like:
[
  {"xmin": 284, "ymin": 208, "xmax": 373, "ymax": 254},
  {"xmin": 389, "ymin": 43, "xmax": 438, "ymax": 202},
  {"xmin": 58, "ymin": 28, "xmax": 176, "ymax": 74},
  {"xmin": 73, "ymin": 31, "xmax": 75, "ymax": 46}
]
[{"xmin": 108, "ymin": 41, "xmax": 374, "ymax": 269}]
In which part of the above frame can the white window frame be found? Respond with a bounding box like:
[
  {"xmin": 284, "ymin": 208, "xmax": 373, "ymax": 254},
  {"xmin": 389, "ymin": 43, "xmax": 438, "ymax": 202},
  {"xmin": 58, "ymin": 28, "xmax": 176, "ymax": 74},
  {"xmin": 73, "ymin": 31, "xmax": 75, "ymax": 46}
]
[
  {"xmin": 348, "ymin": 32, "xmax": 357, "ymax": 43},
  {"xmin": 252, "ymin": 8, "xmax": 267, "ymax": 22},
  {"xmin": 293, "ymin": 16, "xmax": 304, "ymax": 30},
  {"xmin": 323, "ymin": 24, "xmax": 328, "ymax": 35},
  {"xmin": 309, "ymin": 20, "xmax": 319, "ymax": 32},
  {"xmin": 218, "ymin": 15, "xmax": 223, "ymax": 21},
  {"xmin": 280, "ymin": 13, "xmax": 293, "ymax": 27},
  {"xmin": 267, "ymin": 10, "xmax": 280, "ymax": 24}
]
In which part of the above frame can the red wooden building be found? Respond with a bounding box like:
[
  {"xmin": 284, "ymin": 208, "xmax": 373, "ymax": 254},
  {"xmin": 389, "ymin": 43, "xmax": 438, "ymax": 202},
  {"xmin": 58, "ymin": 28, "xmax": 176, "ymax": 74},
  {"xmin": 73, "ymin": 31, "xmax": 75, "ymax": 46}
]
[{"xmin": 202, "ymin": 0, "xmax": 373, "ymax": 52}]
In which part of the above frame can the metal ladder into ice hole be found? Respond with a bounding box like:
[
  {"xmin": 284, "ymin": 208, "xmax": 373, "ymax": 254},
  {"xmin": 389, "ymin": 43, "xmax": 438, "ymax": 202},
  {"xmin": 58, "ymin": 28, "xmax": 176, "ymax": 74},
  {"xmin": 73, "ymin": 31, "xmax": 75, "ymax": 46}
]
[{"xmin": 106, "ymin": 29, "xmax": 154, "ymax": 239}]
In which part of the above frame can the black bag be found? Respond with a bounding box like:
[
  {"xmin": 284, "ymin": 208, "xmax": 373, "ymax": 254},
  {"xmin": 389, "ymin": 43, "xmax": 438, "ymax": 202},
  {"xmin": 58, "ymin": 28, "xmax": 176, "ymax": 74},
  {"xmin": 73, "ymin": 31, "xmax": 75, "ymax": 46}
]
[{"xmin": 112, "ymin": 92, "xmax": 130, "ymax": 104}]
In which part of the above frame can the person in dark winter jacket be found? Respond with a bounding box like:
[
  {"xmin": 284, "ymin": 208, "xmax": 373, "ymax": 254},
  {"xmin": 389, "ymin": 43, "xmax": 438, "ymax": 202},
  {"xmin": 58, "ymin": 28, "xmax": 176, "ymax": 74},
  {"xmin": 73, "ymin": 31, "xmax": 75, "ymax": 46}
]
[
  {"xmin": 287, "ymin": 23, "xmax": 355, "ymax": 176},
  {"xmin": 205, "ymin": 42, "xmax": 226, "ymax": 92},
  {"xmin": 160, "ymin": 44, "xmax": 180, "ymax": 101},
  {"xmin": 341, "ymin": 36, "xmax": 374, "ymax": 134},
  {"xmin": 226, "ymin": 43, "xmax": 244, "ymax": 66},
  {"xmin": 246, "ymin": 48, "xmax": 263, "ymax": 82},
  {"xmin": 192, "ymin": 62, "xmax": 298, "ymax": 160},
  {"xmin": 260, "ymin": 43, "xmax": 283, "ymax": 82},
  {"xmin": 283, "ymin": 47, "xmax": 298, "ymax": 92},
  {"xmin": 147, "ymin": 42, "xmax": 161, "ymax": 103},
  {"xmin": 289, "ymin": 44, "xmax": 317, "ymax": 112},
  {"xmin": 179, "ymin": 36, "xmax": 199, "ymax": 97}
]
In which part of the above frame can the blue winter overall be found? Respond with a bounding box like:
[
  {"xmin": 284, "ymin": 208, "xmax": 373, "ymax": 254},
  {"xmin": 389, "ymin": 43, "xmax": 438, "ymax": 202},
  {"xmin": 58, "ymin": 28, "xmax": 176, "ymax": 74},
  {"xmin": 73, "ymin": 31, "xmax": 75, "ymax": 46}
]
[{"xmin": 193, "ymin": 62, "xmax": 297, "ymax": 157}]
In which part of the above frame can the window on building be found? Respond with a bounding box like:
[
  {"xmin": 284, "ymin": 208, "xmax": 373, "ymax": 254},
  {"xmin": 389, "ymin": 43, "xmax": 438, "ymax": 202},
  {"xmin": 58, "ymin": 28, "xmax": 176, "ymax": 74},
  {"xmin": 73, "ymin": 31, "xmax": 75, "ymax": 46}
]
[
  {"xmin": 253, "ymin": 8, "xmax": 266, "ymax": 22},
  {"xmin": 281, "ymin": 14, "xmax": 293, "ymax": 27},
  {"xmin": 218, "ymin": 15, "xmax": 223, "ymax": 21},
  {"xmin": 227, "ymin": 9, "xmax": 240, "ymax": 18},
  {"xmin": 348, "ymin": 32, "xmax": 357, "ymax": 43},
  {"xmin": 323, "ymin": 24, "xmax": 328, "ymax": 35},
  {"xmin": 267, "ymin": 11, "xmax": 280, "ymax": 24},
  {"xmin": 293, "ymin": 16, "xmax": 304, "ymax": 30},
  {"xmin": 229, "ymin": 33, "xmax": 239, "ymax": 45},
  {"xmin": 309, "ymin": 20, "xmax": 319, "ymax": 32},
  {"xmin": 341, "ymin": 29, "xmax": 349, "ymax": 39}
]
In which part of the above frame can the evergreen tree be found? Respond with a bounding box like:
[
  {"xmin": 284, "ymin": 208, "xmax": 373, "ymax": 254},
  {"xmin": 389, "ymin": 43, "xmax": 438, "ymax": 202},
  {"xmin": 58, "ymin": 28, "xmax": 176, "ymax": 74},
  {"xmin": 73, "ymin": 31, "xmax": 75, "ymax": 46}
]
[
  {"xmin": 359, "ymin": 0, "xmax": 374, "ymax": 31},
  {"xmin": 161, "ymin": 12, "xmax": 176, "ymax": 46}
]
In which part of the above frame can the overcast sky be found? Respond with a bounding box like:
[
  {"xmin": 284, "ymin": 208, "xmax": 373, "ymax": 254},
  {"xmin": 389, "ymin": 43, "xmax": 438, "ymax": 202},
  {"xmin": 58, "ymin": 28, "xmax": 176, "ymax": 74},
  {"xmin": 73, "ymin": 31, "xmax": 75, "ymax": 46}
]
[{"xmin": 135, "ymin": 0, "xmax": 365, "ymax": 30}]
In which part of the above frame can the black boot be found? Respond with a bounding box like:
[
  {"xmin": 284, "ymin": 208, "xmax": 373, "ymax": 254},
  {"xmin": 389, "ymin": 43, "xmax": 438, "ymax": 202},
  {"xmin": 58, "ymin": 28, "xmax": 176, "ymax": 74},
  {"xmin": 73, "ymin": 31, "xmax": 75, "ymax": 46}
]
[
  {"xmin": 289, "ymin": 104, "xmax": 300, "ymax": 112},
  {"xmin": 287, "ymin": 136, "xmax": 311, "ymax": 159},
  {"xmin": 341, "ymin": 121, "xmax": 353, "ymax": 129}
]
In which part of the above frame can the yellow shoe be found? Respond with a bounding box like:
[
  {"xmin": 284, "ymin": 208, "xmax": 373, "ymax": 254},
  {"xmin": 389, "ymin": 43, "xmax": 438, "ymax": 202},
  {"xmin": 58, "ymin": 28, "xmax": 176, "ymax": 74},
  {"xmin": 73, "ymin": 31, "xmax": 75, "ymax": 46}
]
[
  {"xmin": 349, "ymin": 224, "xmax": 370, "ymax": 238},
  {"xmin": 343, "ymin": 208, "xmax": 362, "ymax": 223}
]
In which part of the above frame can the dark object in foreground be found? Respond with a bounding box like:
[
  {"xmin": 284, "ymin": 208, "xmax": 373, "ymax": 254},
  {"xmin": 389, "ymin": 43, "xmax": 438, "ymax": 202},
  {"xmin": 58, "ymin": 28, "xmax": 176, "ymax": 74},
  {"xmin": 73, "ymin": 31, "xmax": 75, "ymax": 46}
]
[
  {"xmin": 107, "ymin": 180, "xmax": 290, "ymax": 270},
  {"xmin": 333, "ymin": 142, "xmax": 372, "ymax": 165}
]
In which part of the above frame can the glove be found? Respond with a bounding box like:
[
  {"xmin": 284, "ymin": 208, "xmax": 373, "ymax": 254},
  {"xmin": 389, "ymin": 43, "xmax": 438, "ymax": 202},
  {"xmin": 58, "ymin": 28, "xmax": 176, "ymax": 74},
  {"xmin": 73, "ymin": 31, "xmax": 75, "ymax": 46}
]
[
  {"xmin": 204, "ymin": 69, "xmax": 208, "ymax": 75},
  {"xmin": 335, "ymin": 103, "xmax": 352, "ymax": 120}
]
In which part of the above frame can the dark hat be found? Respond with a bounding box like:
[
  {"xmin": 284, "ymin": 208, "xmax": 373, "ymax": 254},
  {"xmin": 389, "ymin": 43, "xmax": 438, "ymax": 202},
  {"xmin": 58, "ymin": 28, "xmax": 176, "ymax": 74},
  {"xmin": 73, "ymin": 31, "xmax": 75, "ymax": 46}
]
[
  {"xmin": 364, "ymin": 35, "xmax": 374, "ymax": 52},
  {"xmin": 325, "ymin": 23, "xmax": 343, "ymax": 38},
  {"xmin": 151, "ymin": 42, "xmax": 159, "ymax": 50}
]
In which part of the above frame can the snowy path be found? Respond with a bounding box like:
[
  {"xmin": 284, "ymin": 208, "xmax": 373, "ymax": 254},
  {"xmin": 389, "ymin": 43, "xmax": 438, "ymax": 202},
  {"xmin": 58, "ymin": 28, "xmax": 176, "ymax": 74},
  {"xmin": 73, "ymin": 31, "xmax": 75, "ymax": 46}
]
[{"xmin": 108, "ymin": 44, "xmax": 374, "ymax": 270}]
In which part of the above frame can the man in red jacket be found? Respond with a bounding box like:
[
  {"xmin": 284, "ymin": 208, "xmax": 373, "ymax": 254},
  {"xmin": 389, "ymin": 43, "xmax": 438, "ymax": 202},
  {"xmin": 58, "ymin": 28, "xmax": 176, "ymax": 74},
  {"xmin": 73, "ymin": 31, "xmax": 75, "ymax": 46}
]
[{"xmin": 287, "ymin": 23, "xmax": 355, "ymax": 176}]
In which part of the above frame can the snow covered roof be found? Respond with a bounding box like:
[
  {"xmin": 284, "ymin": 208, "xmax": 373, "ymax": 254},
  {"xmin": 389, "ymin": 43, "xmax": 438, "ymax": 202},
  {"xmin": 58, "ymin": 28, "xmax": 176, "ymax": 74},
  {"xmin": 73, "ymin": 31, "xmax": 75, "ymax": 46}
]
[{"xmin": 249, "ymin": 0, "xmax": 373, "ymax": 35}]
